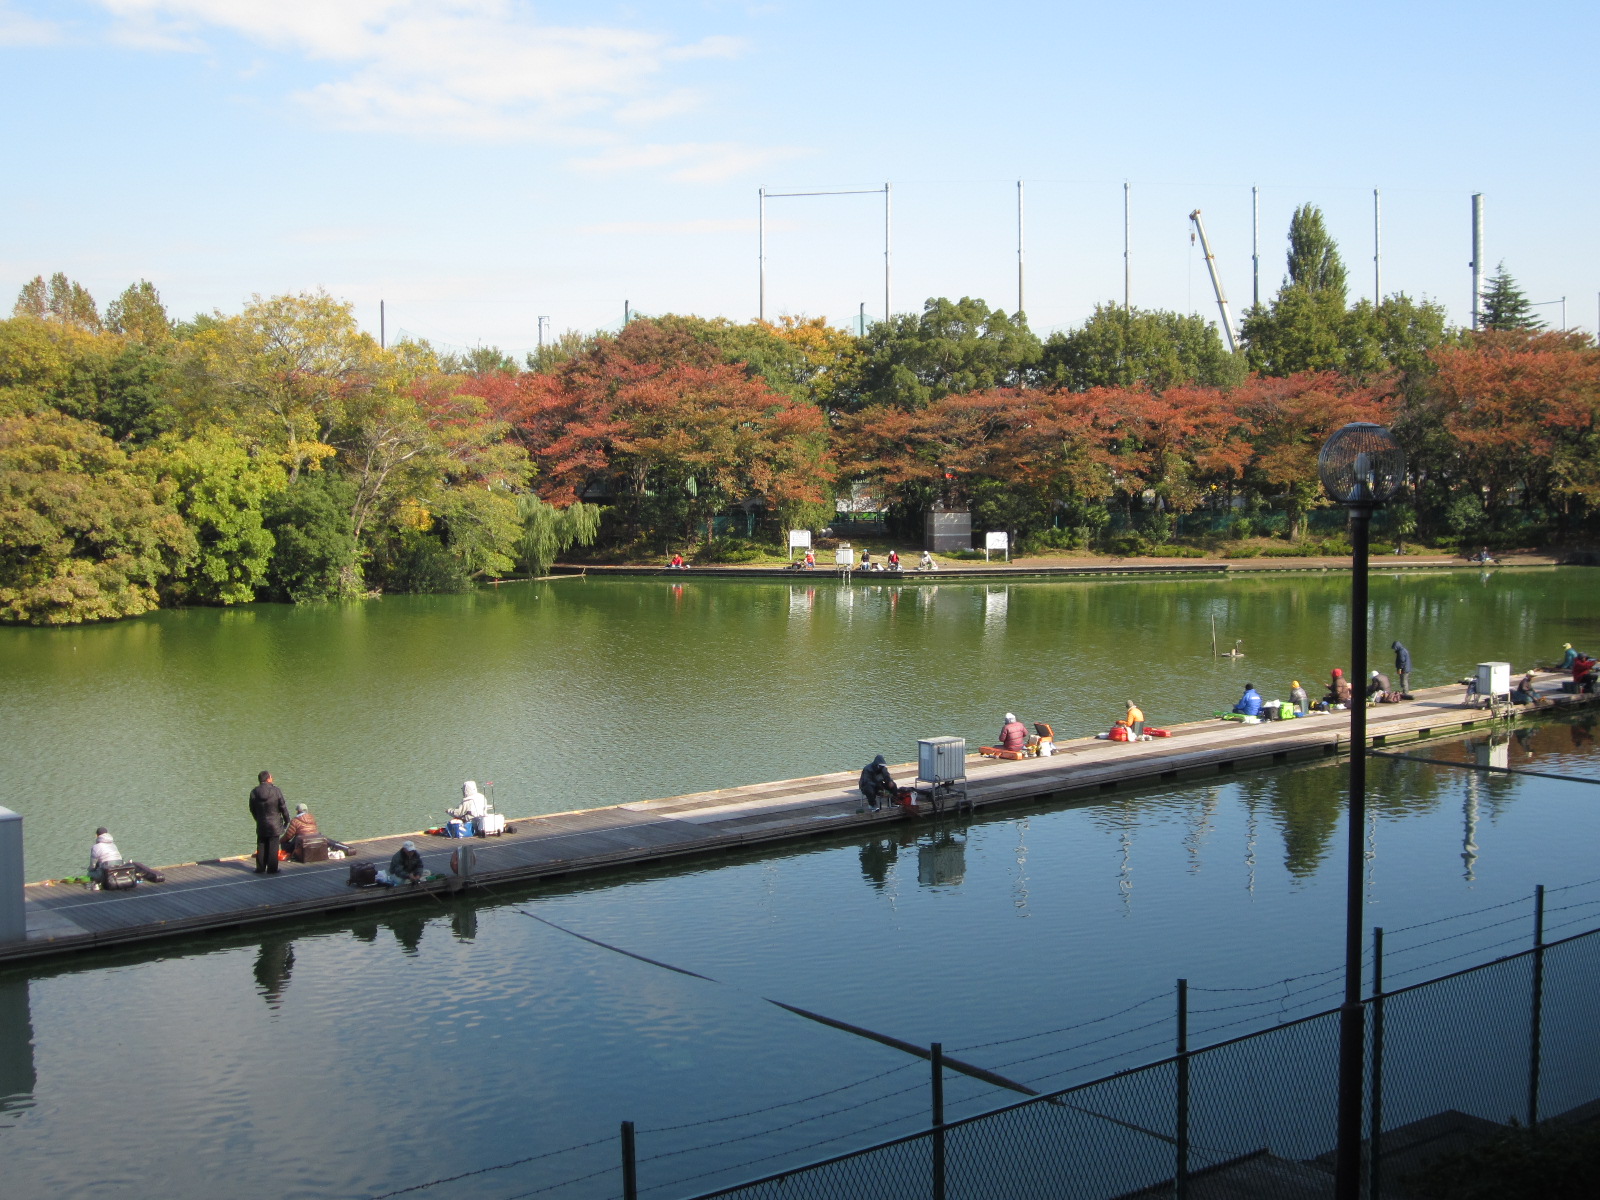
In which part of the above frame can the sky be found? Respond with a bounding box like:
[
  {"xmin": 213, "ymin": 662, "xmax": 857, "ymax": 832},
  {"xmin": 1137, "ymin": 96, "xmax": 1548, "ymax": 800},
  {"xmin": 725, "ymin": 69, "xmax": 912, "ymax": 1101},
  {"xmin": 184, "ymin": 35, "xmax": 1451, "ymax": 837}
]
[{"xmin": 2, "ymin": 0, "xmax": 1597, "ymax": 359}]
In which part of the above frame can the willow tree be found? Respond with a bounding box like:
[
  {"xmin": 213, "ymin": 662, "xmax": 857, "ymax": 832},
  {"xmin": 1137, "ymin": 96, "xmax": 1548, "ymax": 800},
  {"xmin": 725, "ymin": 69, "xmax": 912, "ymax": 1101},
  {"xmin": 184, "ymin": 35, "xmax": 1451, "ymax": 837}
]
[{"xmin": 516, "ymin": 496, "xmax": 603, "ymax": 576}]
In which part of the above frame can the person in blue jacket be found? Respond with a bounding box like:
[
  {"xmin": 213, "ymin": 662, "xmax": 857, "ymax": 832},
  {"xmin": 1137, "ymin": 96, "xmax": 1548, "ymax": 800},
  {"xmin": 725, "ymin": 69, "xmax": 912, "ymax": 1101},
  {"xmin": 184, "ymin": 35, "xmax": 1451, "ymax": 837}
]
[
  {"xmin": 1232, "ymin": 683, "xmax": 1263, "ymax": 717},
  {"xmin": 1391, "ymin": 641, "xmax": 1412, "ymax": 694}
]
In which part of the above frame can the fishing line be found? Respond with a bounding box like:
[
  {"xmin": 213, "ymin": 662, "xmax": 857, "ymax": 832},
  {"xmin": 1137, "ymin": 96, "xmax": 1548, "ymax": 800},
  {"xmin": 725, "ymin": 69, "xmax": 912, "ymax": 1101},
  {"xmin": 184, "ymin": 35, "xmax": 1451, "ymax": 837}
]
[{"xmin": 519, "ymin": 909, "xmax": 1039, "ymax": 1097}]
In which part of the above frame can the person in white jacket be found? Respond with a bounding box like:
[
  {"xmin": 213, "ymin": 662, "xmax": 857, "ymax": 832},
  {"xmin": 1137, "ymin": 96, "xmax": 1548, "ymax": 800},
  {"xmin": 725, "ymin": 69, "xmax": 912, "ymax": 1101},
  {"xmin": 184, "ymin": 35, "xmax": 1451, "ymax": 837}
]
[{"xmin": 447, "ymin": 781, "xmax": 489, "ymax": 834}]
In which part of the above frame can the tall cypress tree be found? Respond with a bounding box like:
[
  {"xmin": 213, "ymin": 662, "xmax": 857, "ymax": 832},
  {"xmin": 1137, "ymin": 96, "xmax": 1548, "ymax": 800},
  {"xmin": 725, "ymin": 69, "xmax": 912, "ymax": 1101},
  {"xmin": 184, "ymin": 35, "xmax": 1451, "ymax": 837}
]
[
  {"xmin": 1285, "ymin": 203, "xmax": 1348, "ymax": 300},
  {"xmin": 1478, "ymin": 263, "xmax": 1544, "ymax": 331},
  {"xmin": 1240, "ymin": 203, "xmax": 1351, "ymax": 374}
]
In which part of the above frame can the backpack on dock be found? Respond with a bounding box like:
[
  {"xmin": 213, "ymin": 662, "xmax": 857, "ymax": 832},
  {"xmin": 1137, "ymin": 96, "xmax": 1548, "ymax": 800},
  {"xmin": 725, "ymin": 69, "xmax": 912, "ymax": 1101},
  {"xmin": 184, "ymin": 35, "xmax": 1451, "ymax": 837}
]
[{"xmin": 348, "ymin": 862, "xmax": 377, "ymax": 887}]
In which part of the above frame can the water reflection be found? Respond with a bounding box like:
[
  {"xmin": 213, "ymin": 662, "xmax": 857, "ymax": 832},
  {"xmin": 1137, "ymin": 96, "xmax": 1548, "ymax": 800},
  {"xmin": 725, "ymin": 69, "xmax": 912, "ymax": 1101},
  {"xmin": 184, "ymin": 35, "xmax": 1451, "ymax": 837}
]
[
  {"xmin": 252, "ymin": 935, "xmax": 295, "ymax": 1008},
  {"xmin": 0, "ymin": 976, "xmax": 34, "ymax": 1115},
  {"xmin": 917, "ymin": 827, "xmax": 967, "ymax": 887}
]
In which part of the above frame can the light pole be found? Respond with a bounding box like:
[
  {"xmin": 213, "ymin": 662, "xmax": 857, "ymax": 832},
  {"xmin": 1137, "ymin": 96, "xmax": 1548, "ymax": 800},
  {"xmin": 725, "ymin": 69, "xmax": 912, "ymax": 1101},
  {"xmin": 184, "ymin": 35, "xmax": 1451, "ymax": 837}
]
[{"xmin": 1318, "ymin": 423, "xmax": 1406, "ymax": 1200}]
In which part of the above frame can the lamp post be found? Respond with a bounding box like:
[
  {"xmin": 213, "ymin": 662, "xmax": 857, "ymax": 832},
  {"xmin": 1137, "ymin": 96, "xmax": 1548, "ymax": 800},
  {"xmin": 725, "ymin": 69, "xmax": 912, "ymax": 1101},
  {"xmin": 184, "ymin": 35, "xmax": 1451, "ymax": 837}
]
[{"xmin": 1318, "ymin": 423, "xmax": 1406, "ymax": 1200}]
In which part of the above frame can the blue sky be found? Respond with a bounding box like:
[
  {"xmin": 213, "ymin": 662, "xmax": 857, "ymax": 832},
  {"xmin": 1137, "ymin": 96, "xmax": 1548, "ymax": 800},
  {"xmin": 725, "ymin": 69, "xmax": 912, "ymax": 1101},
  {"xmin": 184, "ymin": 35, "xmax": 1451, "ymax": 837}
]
[{"xmin": 2, "ymin": 1, "xmax": 1596, "ymax": 358}]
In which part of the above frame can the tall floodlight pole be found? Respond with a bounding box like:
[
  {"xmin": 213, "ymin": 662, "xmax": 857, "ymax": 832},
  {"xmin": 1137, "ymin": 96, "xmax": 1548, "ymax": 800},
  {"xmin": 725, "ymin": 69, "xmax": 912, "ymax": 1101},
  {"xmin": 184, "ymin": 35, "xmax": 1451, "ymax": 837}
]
[
  {"xmin": 1319, "ymin": 424, "xmax": 1406, "ymax": 1200},
  {"xmin": 379, "ymin": 300, "xmax": 386, "ymax": 350},
  {"xmin": 1017, "ymin": 179, "xmax": 1026, "ymax": 316},
  {"xmin": 1123, "ymin": 181, "xmax": 1131, "ymax": 312},
  {"xmin": 884, "ymin": 182, "xmax": 893, "ymax": 322},
  {"xmin": 1373, "ymin": 189, "xmax": 1383, "ymax": 303},
  {"xmin": 1251, "ymin": 186, "xmax": 1260, "ymax": 309},
  {"xmin": 1471, "ymin": 193, "xmax": 1484, "ymax": 330},
  {"xmin": 537, "ymin": 316, "xmax": 550, "ymax": 350},
  {"xmin": 757, "ymin": 184, "xmax": 890, "ymax": 322}
]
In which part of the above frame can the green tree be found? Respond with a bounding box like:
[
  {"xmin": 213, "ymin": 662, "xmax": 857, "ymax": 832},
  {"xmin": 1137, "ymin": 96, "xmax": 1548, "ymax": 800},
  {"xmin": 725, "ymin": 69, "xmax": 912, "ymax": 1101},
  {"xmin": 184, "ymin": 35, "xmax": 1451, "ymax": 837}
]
[
  {"xmin": 1240, "ymin": 204, "xmax": 1352, "ymax": 376},
  {"xmin": 515, "ymin": 496, "xmax": 604, "ymax": 576},
  {"xmin": 105, "ymin": 280, "xmax": 173, "ymax": 344},
  {"xmin": 0, "ymin": 410, "xmax": 194, "ymax": 624},
  {"xmin": 1038, "ymin": 304, "xmax": 1244, "ymax": 391},
  {"xmin": 0, "ymin": 316, "xmax": 178, "ymax": 444},
  {"xmin": 13, "ymin": 272, "xmax": 102, "ymax": 332},
  {"xmin": 837, "ymin": 296, "xmax": 1040, "ymax": 411},
  {"xmin": 260, "ymin": 470, "xmax": 361, "ymax": 602},
  {"xmin": 1478, "ymin": 263, "xmax": 1544, "ymax": 331},
  {"xmin": 1342, "ymin": 293, "xmax": 1457, "ymax": 381},
  {"xmin": 134, "ymin": 428, "xmax": 287, "ymax": 605}
]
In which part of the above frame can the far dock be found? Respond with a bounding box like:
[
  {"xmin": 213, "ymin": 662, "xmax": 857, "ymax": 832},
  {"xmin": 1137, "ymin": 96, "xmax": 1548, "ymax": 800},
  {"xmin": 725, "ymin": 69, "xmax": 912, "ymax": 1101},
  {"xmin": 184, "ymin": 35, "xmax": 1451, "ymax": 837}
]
[{"xmin": 5, "ymin": 679, "xmax": 1594, "ymax": 965}]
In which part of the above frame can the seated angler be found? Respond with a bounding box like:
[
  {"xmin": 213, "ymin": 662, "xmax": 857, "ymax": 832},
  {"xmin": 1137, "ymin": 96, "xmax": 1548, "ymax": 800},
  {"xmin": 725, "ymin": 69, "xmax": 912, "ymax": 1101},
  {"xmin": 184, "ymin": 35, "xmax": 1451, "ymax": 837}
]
[
  {"xmin": 383, "ymin": 841, "xmax": 427, "ymax": 886},
  {"xmin": 1289, "ymin": 680, "xmax": 1310, "ymax": 716},
  {"xmin": 448, "ymin": 781, "xmax": 489, "ymax": 836},
  {"xmin": 1367, "ymin": 670, "xmax": 1392, "ymax": 700},
  {"xmin": 1000, "ymin": 712, "xmax": 1029, "ymax": 753},
  {"xmin": 858, "ymin": 754, "xmax": 897, "ymax": 812},
  {"xmin": 1322, "ymin": 668, "xmax": 1353, "ymax": 709},
  {"xmin": 1231, "ymin": 683, "xmax": 1263, "ymax": 718},
  {"xmin": 87, "ymin": 827, "xmax": 163, "ymax": 886}
]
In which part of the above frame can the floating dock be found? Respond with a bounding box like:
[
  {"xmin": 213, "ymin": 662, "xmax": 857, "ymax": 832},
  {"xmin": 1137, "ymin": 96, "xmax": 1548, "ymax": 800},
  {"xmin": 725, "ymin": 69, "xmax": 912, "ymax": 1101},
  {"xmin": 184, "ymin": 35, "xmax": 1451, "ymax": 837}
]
[{"xmin": 5, "ymin": 679, "xmax": 1594, "ymax": 964}]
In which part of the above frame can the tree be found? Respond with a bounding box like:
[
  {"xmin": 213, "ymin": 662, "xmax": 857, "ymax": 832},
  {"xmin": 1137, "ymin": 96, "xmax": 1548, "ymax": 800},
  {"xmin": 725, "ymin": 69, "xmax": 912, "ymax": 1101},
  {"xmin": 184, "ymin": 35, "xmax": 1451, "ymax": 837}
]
[
  {"xmin": 13, "ymin": 272, "xmax": 102, "ymax": 332},
  {"xmin": 1342, "ymin": 293, "xmax": 1457, "ymax": 382},
  {"xmin": 260, "ymin": 470, "xmax": 360, "ymax": 602},
  {"xmin": 134, "ymin": 428, "xmax": 287, "ymax": 605},
  {"xmin": 1240, "ymin": 204, "xmax": 1353, "ymax": 376},
  {"xmin": 105, "ymin": 280, "xmax": 173, "ymax": 344},
  {"xmin": 0, "ymin": 316, "xmax": 178, "ymax": 444},
  {"xmin": 1038, "ymin": 304, "xmax": 1244, "ymax": 391},
  {"xmin": 516, "ymin": 496, "xmax": 604, "ymax": 576},
  {"xmin": 0, "ymin": 410, "xmax": 194, "ymax": 624},
  {"xmin": 835, "ymin": 297, "xmax": 1041, "ymax": 411},
  {"xmin": 182, "ymin": 290, "xmax": 385, "ymax": 480},
  {"xmin": 1478, "ymin": 263, "xmax": 1544, "ymax": 332}
]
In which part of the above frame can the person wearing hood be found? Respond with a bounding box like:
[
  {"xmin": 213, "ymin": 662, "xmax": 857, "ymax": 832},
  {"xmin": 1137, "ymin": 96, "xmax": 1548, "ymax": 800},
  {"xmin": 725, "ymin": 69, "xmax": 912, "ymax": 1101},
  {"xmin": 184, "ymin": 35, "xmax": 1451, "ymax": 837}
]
[
  {"xmin": 1391, "ymin": 642, "xmax": 1412, "ymax": 694},
  {"xmin": 386, "ymin": 841, "xmax": 426, "ymax": 885},
  {"xmin": 282, "ymin": 803, "xmax": 319, "ymax": 857},
  {"xmin": 448, "ymin": 781, "xmax": 489, "ymax": 835},
  {"xmin": 1289, "ymin": 680, "xmax": 1310, "ymax": 716},
  {"xmin": 1231, "ymin": 684, "xmax": 1263, "ymax": 717},
  {"xmin": 87, "ymin": 827, "xmax": 163, "ymax": 885},
  {"xmin": 858, "ymin": 755, "xmax": 896, "ymax": 812},
  {"xmin": 999, "ymin": 713, "xmax": 1028, "ymax": 753}
]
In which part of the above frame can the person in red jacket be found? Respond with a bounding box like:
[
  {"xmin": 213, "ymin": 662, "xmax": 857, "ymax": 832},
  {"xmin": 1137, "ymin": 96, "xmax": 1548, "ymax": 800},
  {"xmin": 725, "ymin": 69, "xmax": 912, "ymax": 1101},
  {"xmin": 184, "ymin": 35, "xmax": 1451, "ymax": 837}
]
[{"xmin": 999, "ymin": 713, "xmax": 1028, "ymax": 753}]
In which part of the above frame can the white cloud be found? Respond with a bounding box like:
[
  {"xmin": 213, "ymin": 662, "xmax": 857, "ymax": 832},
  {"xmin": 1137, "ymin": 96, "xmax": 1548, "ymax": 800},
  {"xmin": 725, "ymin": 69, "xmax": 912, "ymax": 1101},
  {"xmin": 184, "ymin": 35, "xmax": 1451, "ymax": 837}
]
[
  {"xmin": 93, "ymin": 1, "xmax": 752, "ymax": 147},
  {"xmin": 0, "ymin": 3, "xmax": 60, "ymax": 45}
]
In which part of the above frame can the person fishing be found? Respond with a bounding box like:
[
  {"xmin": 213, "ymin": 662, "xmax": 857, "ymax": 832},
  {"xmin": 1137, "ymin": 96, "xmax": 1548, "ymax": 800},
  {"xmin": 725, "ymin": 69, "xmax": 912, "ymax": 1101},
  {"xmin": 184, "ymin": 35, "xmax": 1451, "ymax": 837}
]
[
  {"xmin": 1231, "ymin": 683, "xmax": 1263, "ymax": 718},
  {"xmin": 858, "ymin": 755, "xmax": 897, "ymax": 812},
  {"xmin": 1391, "ymin": 641, "xmax": 1412, "ymax": 694}
]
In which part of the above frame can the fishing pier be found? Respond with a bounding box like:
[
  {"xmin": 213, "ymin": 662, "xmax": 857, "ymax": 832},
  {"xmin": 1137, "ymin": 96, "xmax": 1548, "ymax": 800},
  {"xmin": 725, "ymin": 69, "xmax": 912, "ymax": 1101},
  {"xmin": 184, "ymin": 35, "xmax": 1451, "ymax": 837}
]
[{"xmin": 3, "ymin": 678, "xmax": 1593, "ymax": 965}]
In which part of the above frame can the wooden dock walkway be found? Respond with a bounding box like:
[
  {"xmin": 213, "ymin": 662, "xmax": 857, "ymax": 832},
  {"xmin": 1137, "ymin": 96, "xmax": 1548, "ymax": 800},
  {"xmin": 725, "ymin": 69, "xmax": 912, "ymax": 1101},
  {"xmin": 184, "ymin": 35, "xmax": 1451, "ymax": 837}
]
[{"xmin": 7, "ymin": 678, "xmax": 1594, "ymax": 965}]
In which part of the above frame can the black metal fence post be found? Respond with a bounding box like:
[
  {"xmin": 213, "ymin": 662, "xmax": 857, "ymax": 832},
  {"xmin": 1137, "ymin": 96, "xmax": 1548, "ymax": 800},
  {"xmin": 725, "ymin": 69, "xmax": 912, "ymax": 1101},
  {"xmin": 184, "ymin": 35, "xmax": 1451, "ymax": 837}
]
[
  {"xmin": 1369, "ymin": 927, "xmax": 1385, "ymax": 1200},
  {"xmin": 621, "ymin": 1120, "xmax": 638, "ymax": 1200},
  {"xmin": 1528, "ymin": 885, "xmax": 1545, "ymax": 1131},
  {"xmin": 1176, "ymin": 978, "xmax": 1190, "ymax": 1200},
  {"xmin": 931, "ymin": 1042, "xmax": 947, "ymax": 1200}
]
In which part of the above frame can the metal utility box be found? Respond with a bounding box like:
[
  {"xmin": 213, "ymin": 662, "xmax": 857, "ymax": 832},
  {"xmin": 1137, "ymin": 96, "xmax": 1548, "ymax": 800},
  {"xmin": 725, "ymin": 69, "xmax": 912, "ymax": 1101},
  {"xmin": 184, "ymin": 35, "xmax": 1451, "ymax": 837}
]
[
  {"xmin": 1476, "ymin": 662, "xmax": 1511, "ymax": 700},
  {"xmin": 919, "ymin": 737, "xmax": 966, "ymax": 784},
  {"xmin": 924, "ymin": 509, "xmax": 972, "ymax": 552}
]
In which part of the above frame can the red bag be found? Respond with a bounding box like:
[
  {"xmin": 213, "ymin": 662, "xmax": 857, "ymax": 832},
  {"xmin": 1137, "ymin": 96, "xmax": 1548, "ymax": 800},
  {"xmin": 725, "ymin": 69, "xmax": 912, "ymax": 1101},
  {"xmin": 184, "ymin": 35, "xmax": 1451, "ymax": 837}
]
[{"xmin": 1109, "ymin": 724, "xmax": 1130, "ymax": 742}]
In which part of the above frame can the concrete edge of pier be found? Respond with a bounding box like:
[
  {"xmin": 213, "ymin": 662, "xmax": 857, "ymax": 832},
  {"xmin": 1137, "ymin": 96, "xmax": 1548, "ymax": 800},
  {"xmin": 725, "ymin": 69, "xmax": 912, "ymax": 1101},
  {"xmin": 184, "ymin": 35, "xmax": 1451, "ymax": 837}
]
[{"xmin": 4, "ymin": 679, "xmax": 1596, "ymax": 966}]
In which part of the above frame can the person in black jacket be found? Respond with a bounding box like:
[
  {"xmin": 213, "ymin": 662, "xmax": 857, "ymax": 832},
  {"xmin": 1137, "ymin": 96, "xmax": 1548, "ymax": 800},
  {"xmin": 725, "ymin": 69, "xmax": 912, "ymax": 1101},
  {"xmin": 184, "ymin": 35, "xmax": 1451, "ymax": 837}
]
[
  {"xmin": 249, "ymin": 770, "xmax": 291, "ymax": 875},
  {"xmin": 1391, "ymin": 641, "xmax": 1412, "ymax": 694},
  {"xmin": 858, "ymin": 755, "xmax": 896, "ymax": 812}
]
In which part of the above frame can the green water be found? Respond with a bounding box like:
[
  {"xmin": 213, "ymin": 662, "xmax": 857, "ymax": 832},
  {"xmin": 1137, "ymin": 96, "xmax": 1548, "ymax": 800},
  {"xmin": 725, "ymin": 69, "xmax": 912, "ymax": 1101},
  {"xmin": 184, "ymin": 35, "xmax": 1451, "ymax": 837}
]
[{"xmin": 1, "ymin": 567, "xmax": 1592, "ymax": 881}]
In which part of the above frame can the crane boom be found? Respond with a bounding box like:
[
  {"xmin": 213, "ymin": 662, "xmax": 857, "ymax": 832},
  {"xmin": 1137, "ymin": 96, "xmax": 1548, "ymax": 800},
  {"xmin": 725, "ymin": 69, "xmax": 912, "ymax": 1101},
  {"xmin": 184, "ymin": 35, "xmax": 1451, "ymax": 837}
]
[{"xmin": 1188, "ymin": 209, "xmax": 1238, "ymax": 354}]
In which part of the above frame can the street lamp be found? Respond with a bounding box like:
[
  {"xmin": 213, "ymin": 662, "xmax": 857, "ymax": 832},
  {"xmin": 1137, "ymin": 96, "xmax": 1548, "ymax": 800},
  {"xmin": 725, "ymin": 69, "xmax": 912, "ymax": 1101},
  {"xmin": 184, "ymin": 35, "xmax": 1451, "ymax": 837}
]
[{"xmin": 1318, "ymin": 422, "xmax": 1405, "ymax": 1200}]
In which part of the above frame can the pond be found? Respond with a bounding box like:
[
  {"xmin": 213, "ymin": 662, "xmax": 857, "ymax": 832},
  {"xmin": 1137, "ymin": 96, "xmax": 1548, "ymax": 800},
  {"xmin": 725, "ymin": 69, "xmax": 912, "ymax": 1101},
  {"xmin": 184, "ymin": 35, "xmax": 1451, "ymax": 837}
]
[
  {"xmin": 2, "ymin": 567, "xmax": 1595, "ymax": 882},
  {"xmin": 3, "ymin": 713, "xmax": 1599, "ymax": 1200}
]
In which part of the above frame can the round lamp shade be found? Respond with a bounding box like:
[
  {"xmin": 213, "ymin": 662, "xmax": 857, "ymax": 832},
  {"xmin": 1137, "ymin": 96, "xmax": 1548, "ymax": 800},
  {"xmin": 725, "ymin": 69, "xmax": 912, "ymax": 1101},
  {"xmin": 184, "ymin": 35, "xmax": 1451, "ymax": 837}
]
[{"xmin": 1317, "ymin": 422, "xmax": 1405, "ymax": 506}]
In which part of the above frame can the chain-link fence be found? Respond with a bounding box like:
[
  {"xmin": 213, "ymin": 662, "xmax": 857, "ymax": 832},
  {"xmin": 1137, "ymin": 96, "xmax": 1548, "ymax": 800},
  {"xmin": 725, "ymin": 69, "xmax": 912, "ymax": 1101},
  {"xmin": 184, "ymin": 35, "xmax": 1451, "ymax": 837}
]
[{"xmin": 683, "ymin": 925, "xmax": 1600, "ymax": 1200}]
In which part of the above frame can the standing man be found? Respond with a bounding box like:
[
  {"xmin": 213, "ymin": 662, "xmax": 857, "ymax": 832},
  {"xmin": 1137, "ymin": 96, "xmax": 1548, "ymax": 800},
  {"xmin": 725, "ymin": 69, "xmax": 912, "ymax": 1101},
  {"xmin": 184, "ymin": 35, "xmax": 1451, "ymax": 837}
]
[
  {"xmin": 249, "ymin": 770, "xmax": 291, "ymax": 875},
  {"xmin": 1391, "ymin": 641, "xmax": 1412, "ymax": 695}
]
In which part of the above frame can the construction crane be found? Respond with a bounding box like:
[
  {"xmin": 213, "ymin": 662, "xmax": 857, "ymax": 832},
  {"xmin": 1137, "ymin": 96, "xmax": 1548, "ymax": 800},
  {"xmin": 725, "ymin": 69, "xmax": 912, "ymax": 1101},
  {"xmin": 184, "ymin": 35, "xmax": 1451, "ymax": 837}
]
[{"xmin": 1188, "ymin": 209, "xmax": 1238, "ymax": 353}]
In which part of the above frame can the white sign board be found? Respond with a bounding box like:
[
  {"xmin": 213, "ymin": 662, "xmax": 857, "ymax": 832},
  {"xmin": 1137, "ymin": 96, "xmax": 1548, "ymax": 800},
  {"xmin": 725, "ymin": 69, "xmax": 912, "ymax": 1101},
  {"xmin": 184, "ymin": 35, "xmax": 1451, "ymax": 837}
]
[
  {"xmin": 787, "ymin": 529, "xmax": 811, "ymax": 560},
  {"xmin": 984, "ymin": 531, "xmax": 1010, "ymax": 562}
]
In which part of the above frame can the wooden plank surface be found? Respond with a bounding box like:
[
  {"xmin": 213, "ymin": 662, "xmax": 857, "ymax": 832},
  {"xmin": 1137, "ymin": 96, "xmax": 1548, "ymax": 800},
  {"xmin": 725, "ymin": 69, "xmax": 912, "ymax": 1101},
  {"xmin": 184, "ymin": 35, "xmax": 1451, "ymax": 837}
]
[{"xmin": 7, "ymin": 676, "xmax": 1592, "ymax": 964}]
